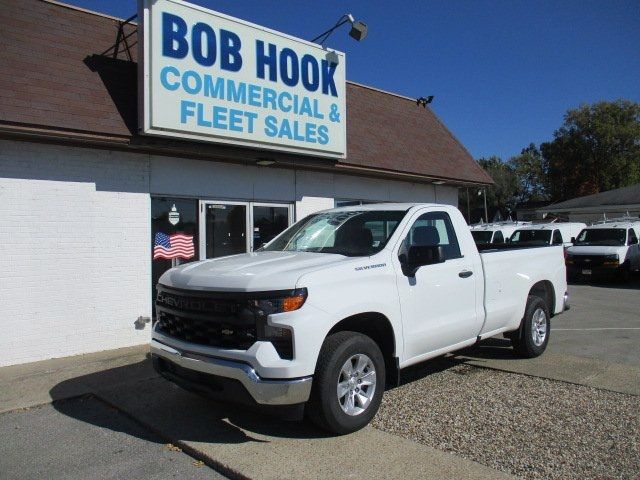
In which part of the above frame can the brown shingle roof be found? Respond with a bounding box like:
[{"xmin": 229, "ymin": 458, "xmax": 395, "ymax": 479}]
[{"xmin": 0, "ymin": 0, "xmax": 492, "ymax": 185}]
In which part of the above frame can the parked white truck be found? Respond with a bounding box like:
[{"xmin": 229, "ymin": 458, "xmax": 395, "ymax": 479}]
[
  {"xmin": 152, "ymin": 204, "xmax": 568, "ymax": 434},
  {"xmin": 566, "ymin": 220, "xmax": 640, "ymax": 281},
  {"xmin": 509, "ymin": 222, "xmax": 586, "ymax": 248},
  {"xmin": 470, "ymin": 221, "xmax": 530, "ymax": 245}
]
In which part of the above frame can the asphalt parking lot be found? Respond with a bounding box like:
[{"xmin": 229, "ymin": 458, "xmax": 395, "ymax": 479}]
[
  {"xmin": 1, "ymin": 279, "xmax": 638, "ymax": 480},
  {"xmin": 551, "ymin": 277, "xmax": 640, "ymax": 365}
]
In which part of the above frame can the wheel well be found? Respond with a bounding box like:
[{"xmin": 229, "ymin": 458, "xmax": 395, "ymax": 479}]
[
  {"xmin": 529, "ymin": 280, "xmax": 555, "ymax": 314},
  {"xmin": 327, "ymin": 312, "xmax": 399, "ymax": 388}
]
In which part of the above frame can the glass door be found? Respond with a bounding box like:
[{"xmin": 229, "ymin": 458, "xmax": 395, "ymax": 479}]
[
  {"xmin": 199, "ymin": 201, "xmax": 293, "ymax": 259},
  {"xmin": 199, "ymin": 201, "xmax": 249, "ymax": 260}
]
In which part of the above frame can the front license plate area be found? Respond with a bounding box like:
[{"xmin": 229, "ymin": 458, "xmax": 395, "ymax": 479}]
[{"xmin": 582, "ymin": 269, "xmax": 592, "ymax": 275}]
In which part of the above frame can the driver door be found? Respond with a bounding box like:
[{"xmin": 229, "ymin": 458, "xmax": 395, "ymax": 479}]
[{"xmin": 396, "ymin": 210, "xmax": 481, "ymax": 360}]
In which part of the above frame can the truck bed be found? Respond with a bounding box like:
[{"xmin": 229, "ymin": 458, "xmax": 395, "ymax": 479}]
[{"xmin": 477, "ymin": 244, "xmax": 567, "ymax": 337}]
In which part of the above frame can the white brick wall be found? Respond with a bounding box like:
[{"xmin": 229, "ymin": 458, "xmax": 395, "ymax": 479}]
[{"xmin": 0, "ymin": 140, "xmax": 151, "ymax": 366}]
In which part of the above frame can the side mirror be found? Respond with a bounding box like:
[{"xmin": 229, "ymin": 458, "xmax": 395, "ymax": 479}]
[
  {"xmin": 571, "ymin": 237, "xmax": 576, "ymax": 244},
  {"xmin": 401, "ymin": 245, "xmax": 445, "ymax": 276}
]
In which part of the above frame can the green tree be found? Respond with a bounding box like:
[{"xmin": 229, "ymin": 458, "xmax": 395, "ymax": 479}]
[
  {"xmin": 461, "ymin": 156, "xmax": 521, "ymax": 222},
  {"xmin": 508, "ymin": 144, "xmax": 549, "ymax": 203},
  {"xmin": 541, "ymin": 100, "xmax": 640, "ymax": 202}
]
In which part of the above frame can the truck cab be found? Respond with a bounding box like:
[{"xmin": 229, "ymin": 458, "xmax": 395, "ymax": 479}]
[{"xmin": 566, "ymin": 221, "xmax": 640, "ymax": 280}]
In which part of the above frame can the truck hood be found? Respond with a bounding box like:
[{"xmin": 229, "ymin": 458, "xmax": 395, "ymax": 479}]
[
  {"xmin": 567, "ymin": 245, "xmax": 626, "ymax": 256},
  {"xmin": 159, "ymin": 251, "xmax": 347, "ymax": 291}
]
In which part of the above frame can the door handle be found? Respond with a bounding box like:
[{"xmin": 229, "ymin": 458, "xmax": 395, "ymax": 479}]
[{"xmin": 458, "ymin": 270, "xmax": 473, "ymax": 278}]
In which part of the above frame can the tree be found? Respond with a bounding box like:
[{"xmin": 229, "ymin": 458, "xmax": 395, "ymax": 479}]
[
  {"xmin": 461, "ymin": 156, "xmax": 521, "ymax": 223},
  {"xmin": 478, "ymin": 157, "xmax": 521, "ymax": 213},
  {"xmin": 541, "ymin": 100, "xmax": 640, "ymax": 202},
  {"xmin": 508, "ymin": 144, "xmax": 549, "ymax": 203}
]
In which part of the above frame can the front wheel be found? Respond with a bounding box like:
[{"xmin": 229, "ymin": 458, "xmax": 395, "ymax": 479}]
[
  {"xmin": 307, "ymin": 331, "xmax": 385, "ymax": 435},
  {"xmin": 511, "ymin": 295, "xmax": 550, "ymax": 358},
  {"xmin": 619, "ymin": 263, "xmax": 631, "ymax": 283}
]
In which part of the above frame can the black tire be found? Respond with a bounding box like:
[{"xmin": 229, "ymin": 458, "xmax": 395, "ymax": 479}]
[
  {"xmin": 619, "ymin": 263, "xmax": 631, "ymax": 283},
  {"xmin": 511, "ymin": 295, "xmax": 550, "ymax": 358},
  {"xmin": 307, "ymin": 331, "xmax": 385, "ymax": 435}
]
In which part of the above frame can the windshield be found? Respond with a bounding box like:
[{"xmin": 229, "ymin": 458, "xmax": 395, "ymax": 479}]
[
  {"xmin": 260, "ymin": 210, "xmax": 406, "ymax": 256},
  {"xmin": 471, "ymin": 230, "xmax": 494, "ymax": 244},
  {"xmin": 574, "ymin": 228, "xmax": 626, "ymax": 246},
  {"xmin": 510, "ymin": 229, "xmax": 552, "ymax": 244}
]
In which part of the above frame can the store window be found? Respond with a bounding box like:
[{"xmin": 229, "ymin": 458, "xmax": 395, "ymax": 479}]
[
  {"xmin": 151, "ymin": 197, "xmax": 199, "ymax": 314},
  {"xmin": 253, "ymin": 204, "xmax": 290, "ymax": 249}
]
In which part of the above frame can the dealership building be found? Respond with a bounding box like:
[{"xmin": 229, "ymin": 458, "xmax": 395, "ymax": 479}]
[{"xmin": 0, "ymin": 0, "xmax": 491, "ymax": 367}]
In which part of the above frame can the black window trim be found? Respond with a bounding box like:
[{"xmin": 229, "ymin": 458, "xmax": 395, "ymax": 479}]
[{"xmin": 399, "ymin": 210, "xmax": 463, "ymax": 262}]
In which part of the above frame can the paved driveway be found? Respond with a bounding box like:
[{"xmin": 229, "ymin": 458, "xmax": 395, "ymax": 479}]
[{"xmin": 0, "ymin": 396, "xmax": 225, "ymax": 480}]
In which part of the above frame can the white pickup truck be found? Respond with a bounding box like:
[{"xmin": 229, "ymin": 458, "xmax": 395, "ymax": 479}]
[{"xmin": 152, "ymin": 203, "xmax": 568, "ymax": 434}]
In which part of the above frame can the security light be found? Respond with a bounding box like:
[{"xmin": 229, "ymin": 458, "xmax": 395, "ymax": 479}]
[
  {"xmin": 348, "ymin": 20, "xmax": 368, "ymax": 41},
  {"xmin": 312, "ymin": 13, "xmax": 368, "ymax": 45},
  {"xmin": 433, "ymin": 180, "xmax": 446, "ymax": 185},
  {"xmin": 325, "ymin": 50, "xmax": 340, "ymax": 65},
  {"xmin": 417, "ymin": 96, "xmax": 434, "ymax": 107}
]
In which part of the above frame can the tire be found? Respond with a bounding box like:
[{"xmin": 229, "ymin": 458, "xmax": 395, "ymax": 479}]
[
  {"xmin": 619, "ymin": 263, "xmax": 631, "ymax": 283},
  {"xmin": 307, "ymin": 331, "xmax": 385, "ymax": 435},
  {"xmin": 511, "ymin": 295, "xmax": 550, "ymax": 358}
]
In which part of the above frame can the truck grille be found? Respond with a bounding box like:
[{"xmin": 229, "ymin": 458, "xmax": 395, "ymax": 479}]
[
  {"xmin": 570, "ymin": 255, "xmax": 608, "ymax": 267},
  {"xmin": 156, "ymin": 313, "xmax": 257, "ymax": 350},
  {"xmin": 154, "ymin": 285, "xmax": 293, "ymax": 358}
]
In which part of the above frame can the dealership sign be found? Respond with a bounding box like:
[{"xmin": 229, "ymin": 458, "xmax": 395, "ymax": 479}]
[{"xmin": 139, "ymin": 0, "xmax": 347, "ymax": 159}]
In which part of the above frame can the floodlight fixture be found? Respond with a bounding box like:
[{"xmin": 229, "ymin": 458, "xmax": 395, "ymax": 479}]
[{"xmin": 311, "ymin": 13, "xmax": 368, "ymax": 45}]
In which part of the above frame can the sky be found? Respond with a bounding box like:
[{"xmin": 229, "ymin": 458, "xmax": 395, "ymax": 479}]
[{"xmin": 69, "ymin": 0, "xmax": 639, "ymax": 160}]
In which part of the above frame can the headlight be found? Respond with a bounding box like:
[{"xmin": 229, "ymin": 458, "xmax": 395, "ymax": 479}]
[
  {"xmin": 603, "ymin": 254, "xmax": 619, "ymax": 266},
  {"xmin": 250, "ymin": 288, "xmax": 307, "ymax": 360},
  {"xmin": 250, "ymin": 288, "xmax": 307, "ymax": 314}
]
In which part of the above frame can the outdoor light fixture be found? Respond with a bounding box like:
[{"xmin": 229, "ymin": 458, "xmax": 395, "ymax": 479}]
[
  {"xmin": 311, "ymin": 13, "xmax": 368, "ymax": 45},
  {"xmin": 433, "ymin": 180, "xmax": 446, "ymax": 185},
  {"xmin": 417, "ymin": 96, "xmax": 434, "ymax": 107},
  {"xmin": 256, "ymin": 159, "xmax": 276, "ymax": 166}
]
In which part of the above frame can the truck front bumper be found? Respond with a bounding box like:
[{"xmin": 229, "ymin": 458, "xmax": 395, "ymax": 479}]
[{"xmin": 151, "ymin": 340, "xmax": 313, "ymax": 406}]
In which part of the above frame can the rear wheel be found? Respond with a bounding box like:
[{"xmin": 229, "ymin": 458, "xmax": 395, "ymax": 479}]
[
  {"xmin": 511, "ymin": 295, "xmax": 550, "ymax": 358},
  {"xmin": 307, "ymin": 331, "xmax": 385, "ymax": 435}
]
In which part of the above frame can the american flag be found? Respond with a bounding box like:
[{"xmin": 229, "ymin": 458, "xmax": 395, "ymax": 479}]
[{"xmin": 153, "ymin": 232, "xmax": 194, "ymax": 260}]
